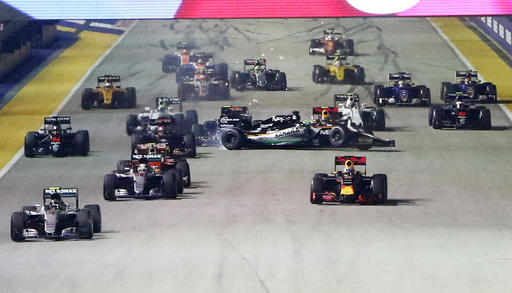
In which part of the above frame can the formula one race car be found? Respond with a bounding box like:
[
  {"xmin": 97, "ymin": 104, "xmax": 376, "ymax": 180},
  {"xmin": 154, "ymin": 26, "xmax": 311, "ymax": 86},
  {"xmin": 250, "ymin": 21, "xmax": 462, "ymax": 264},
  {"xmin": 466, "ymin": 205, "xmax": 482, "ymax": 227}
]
[
  {"xmin": 230, "ymin": 59, "xmax": 287, "ymax": 91},
  {"xmin": 104, "ymin": 143, "xmax": 190, "ymax": 200},
  {"xmin": 427, "ymin": 92, "xmax": 512, "ymax": 129},
  {"xmin": 373, "ymin": 72, "xmax": 431, "ymax": 106},
  {"xmin": 309, "ymin": 28, "xmax": 354, "ymax": 56},
  {"xmin": 130, "ymin": 115, "xmax": 196, "ymax": 157},
  {"xmin": 333, "ymin": 93, "xmax": 386, "ymax": 131},
  {"xmin": 312, "ymin": 54, "xmax": 364, "ymax": 84},
  {"xmin": 441, "ymin": 70, "xmax": 497, "ymax": 102},
  {"xmin": 220, "ymin": 110, "xmax": 394, "ymax": 150},
  {"xmin": 310, "ymin": 156, "xmax": 387, "ymax": 205},
  {"xmin": 176, "ymin": 59, "xmax": 230, "ymax": 100},
  {"xmin": 24, "ymin": 116, "xmax": 90, "ymax": 157},
  {"xmin": 192, "ymin": 106, "xmax": 253, "ymax": 146},
  {"xmin": 161, "ymin": 42, "xmax": 194, "ymax": 73},
  {"xmin": 126, "ymin": 97, "xmax": 198, "ymax": 135},
  {"xmin": 10, "ymin": 187, "xmax": 101, "ymax": 241},
  {"xmin": 81, "ymin": 75, "xmax": 136, "ymax": 110}
]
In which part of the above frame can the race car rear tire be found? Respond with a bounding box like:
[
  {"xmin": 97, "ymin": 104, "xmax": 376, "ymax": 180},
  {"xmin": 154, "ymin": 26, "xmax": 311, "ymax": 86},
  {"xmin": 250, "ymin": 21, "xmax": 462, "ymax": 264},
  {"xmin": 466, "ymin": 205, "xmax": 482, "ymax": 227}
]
[
  {"xmin": 310, "ymin": 174, "xmax": 326, "ymax": 204},
  {"xmin": 312, "ymin": 65, "xmax": 325, "ymax": 84},
  {"xmin": 126, "ymin": 114, "xmax": 138, "ymax": 135},
  {"xmin": 77, "ymin": 209, "xmax": 94, "ymax": 239},
  {"xmin": 221, "ymin": 129, "xmax": 244, "ymax": 150},
  {"xmin": 276, "ymin": 72, "xmax": 287, "ymax": 90},
  {"xmin": 478, "ymin": 108, "xmax": 491, "ymax": 130},
  {"xmin": 10, "ymin": 212, "xmax": 25, "ymax": 242},
  {"xmin": 125, "ymin": 87, "xmax": 137, "ymax": 108},
  {"xmin": 84, "ymin": 204, "xmax": 102, "ymax": 233},
  {"xmin": 185, "ymin": 110, "xmax": 199, "ymax": 130},
  {"xmin": 309, "ymin": 39, "xmax": 320, "ymax": 55},
  {"xmin": 419, "ymin": 86, "xmax": 431, "ymax": 106},
  {"xmin": 343, "ymin": 39, "xmax": 355, "ymax": 56},
  {"xmin": 81, "ymin": 88, "xmax": 93, "ymax": 110},
  {"xmin": 354, "ymin": 66, "xmax": 365, "ymax": 84},
  {"xmin": 441, "ymin": 82, "xmax": 454, "ymax": 101},
  {"xmin": 103, "ymin": 174, "xmax": 117, "ymax": 201},
  {"xmin": 184, "ymin": 134, "xmax": 196, "ymax": 158},
  {"xmin": 432, "ymin": 107, "xmax": 444, "ymax": 129},
  {"xmin": 117, "ymin": 160, "xmax": 131, "ymax": 172},
  {"xmin": 483, "ymin": 83, "xmax": 497, "ymax": 102},
  {"xmin": 192, "ymin": 123, "xmax": 205, "ymax": 138},
  {"xmin": 24, "ymin": 131, "xmax": 38, "ymax": 157},
  {"xmin": 428, "ymin": 105, "xmax": 442, "ymax": 126},
  {"xmin": 130, "ymin": 134, "xmax": 143, "ymax": 152},
  {"xmin": 375, "ymin": 108, "xmax": 386, "ymax": 131},
  {"xmin": 176, "ymin": 160, "xmax": 191, "ymax": 187},
  {"xmin": 234, "ymin": 72, "xmax": 246, "ymax": 91},
  {"xmin": 215, "ymin": 63, "xmax": 229, "ymax": 81},
  {"xmin": 74, "ymin": 130, "xmax": 90, "ymax": 156},
  {"xmin": 329, "ymin": 126, "xmax": 348, "ymax": 148},
  {"xmin": 373, "ymin": 85, "xmax": 385, "ymax": 106},
  {"xmin": 372, "ymin": 174, "xmax": 388, "ymax": 204},
  {"xmin": 163, "ymin": 169, "xmax": 179, "ymax": 198}
]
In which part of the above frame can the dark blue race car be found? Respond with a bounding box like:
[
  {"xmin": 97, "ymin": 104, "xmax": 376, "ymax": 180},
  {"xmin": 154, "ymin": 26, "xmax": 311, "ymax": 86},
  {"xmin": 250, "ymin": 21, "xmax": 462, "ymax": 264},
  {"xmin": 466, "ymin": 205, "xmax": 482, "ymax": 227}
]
[
  {"xmin": 373, "ymin": 72, "xmax": 431, "ymax": 106},
  {"xmin": 440, "ymin": 70, "xmax": 497, "ymax": 102}
]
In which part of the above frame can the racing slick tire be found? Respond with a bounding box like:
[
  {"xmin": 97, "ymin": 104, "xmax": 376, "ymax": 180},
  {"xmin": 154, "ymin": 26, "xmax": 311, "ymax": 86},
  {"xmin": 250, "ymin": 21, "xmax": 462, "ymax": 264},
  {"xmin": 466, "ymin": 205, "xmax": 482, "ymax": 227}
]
[
  {"xmin": 124, "ymin": 87, "xmax": 137, "ymax": 108},
  {"xmin": 191, "ymin": 123, "xmax": 205, "ymax": 138},
  {"xmin": 177, "ymin": 83, "xmax": 193, "ymax": 100},
  {"xmin": 375, "ymin": 108, "xmax": 386, "ymax": 131},
  {"xmin": 215, "ymin": 63, "xmax": 229, "ymax": 81},
  {"xmin": 418, "ymin": 86, "xmax": 431, "ymax": 106},
  {"xmin": 176, "ymin": 160, "xmax": 191, "ymax": 187},
  {"xmin": 478, "ymin": 108, "xmax": 491, "ymax": 130},
  {"xmin": 234, "ymin": 72, "xmax": 246, "ymax": 91},
  {"xmin": 77, "ymin": 209, "xmax": 94, "ymax": 239},
  {"xmin": 309, "ymin": 39, "xmax": 319, "ymax": 55},
  {"xmin": 163, "ymin": 169, "xmax": 179, "ymax": 198},
  {"xmin": 81, "ymin": 88, "xmax": 94, "ymax": 110},
  {"xmin": 483, "ymin": 83, "xmax": 497, "ymax": 102},
  {"xmin": 10, "ymin": 212, "xmax": 25, "ymax": 242},
  {"xmin": 354, "ymin": 66, "xmax": 365, "ymax": 84},
  {"xmin": 130, "ymin": 134, "xmax": 143, "ymax": 152},
  {"xmin": 329, "ymin": 126, "xmax": 348, "ymax": 148},
  {"xmin": 126, "ymin": 114, "xmax": 138, "ymax": 135},
  {"xmin": 432, "ymin": 107, "xmax": 445, "ymax": 129},
  {"xmin": 84, "ymin": 204, "xmax": 102, "ymax": 233},
  {"xmin": 343, "ymin": 39, "xmax": 355, "ymax": 56},
  {"xmin": 372, "ymin": 174, "xmax": 388, "ymax": 204},
  {"xmin": 185, "ymin": 110, "xmax": 199, "ymax": 131},
  {"xmin": 373, "ymin": 85, "xmax": 385, "ymax": 106},
  {"xmin": 440, "ymin": 82, "xmax": 454, "ymax": 101},
  {"xmin": 74, "ymin": 130, "xmax": 90, "ymax": 156},
  {"xmin": 276, "ymin": 72, "xmax": 287, "ymax": 90},
  {"xmin": 117, "ymin": 160, "xmax": 131, "ymax": 172},
  {"xmin": 221, "ymin": 129, "xmax": 244, "ymax": 150},
  {"xmin": 312, "ymin": 65, "xmax": 325, "ymax": 83},
  {"xmin": 428, "ymin": 104, "xmax": 442, "ymax": 126},
  {"xmin": 162, "ymin": 55, "xmax": 180, "ymax": 73},
  {"xmin": 24, "ymin": 131, "xmax": 38, "ymax": 157},
  {"xmin": 184, "ymin": 134, "xmax": 196, "ymax": 158},
  {"xmin": 103, "ymin": 174, "xmax": 117, "ymax": 201},
  {"xmin": 310, "ymin": 173, "xmax": 326, "ymax": 204}
]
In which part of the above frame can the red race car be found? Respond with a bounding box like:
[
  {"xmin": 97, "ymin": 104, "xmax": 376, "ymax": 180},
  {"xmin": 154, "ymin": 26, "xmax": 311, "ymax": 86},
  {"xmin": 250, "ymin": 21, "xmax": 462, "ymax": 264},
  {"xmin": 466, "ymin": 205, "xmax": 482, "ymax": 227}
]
[
  {"xmin": 310, "ymin": 156, "xmax": 387, "ymax": 204},
  {"xmin": 309, "ymin": 28, "xmax": 355, "ymax": 56}
]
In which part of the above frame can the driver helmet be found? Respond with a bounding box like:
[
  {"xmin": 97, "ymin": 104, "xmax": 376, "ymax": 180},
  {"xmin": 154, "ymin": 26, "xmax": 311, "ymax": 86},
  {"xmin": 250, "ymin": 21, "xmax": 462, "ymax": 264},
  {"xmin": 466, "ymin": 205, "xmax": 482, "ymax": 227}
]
[
  {"xmin": 137, "ymin": 164, "xmax": 147, "ymax": 175},
  {"xmin": 398, "ymin": 80, "xmax": 405, "ymax": 87},
  {"xmin": 343, "ymin": 160, "xmax": 355, "ymax": 176},
  {"xmin": 49, "ymin": 192, "xmax": 62, "ymax": 207},
  {"xmin": 253, "ymin": 64, "xmax": 261, "ymax": 72},
  {"xmin": 105, "ymin": 82, "xmax": 113, "ymax": 89},
  {"xmin": 464, "ymin": 77, "xmax": 471, "ymax": 84},
  {"xmin": 345, "ymin": 97, "xmax": 355, "ymax": 108},
  {"xmin": 321, "ymin": 110, "xmax": 330, "ymax": 122},
  {"xmin": 157, "ymin": 99, "xmax": 167, "ymax": 111},
  {"xmin": 51, "ymin": 124, "xmax": 61, "ymax": 135},
  {"xmin": 156, "ymin": 126, "xmax": 165, "ymax": 136},
  {"xmin": 455, "ymin": 96, "xmax": 464, "ymax": 108}
]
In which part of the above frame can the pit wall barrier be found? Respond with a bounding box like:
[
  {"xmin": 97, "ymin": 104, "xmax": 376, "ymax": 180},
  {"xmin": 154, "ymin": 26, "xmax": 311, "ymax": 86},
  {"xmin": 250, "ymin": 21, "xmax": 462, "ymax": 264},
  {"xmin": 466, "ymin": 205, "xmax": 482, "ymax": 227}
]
[{"xmin": 470, "ymin": 16, "xmax": 512, "ymax": 57}]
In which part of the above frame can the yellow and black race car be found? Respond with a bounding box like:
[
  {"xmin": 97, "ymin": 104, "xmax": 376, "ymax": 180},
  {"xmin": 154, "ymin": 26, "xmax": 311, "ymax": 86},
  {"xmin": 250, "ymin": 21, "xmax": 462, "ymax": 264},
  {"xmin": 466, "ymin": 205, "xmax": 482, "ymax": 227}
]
[
  {"xmin": 312, "ymin": 54, "xmax": 365, "ymax": 84},
  {"xmin": 81, "ymin": 75, "xmax": 136, "ymax": 110}
]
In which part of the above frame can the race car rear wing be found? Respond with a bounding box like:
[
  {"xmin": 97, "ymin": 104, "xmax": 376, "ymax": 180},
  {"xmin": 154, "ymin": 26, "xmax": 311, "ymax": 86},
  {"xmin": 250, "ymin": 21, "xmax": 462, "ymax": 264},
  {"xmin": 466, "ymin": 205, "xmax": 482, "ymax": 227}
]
[
  {"xmin": 335, "ymin": 156, "xmax": 366, "ymax": 166},
  {"xmin": 190, "ymin": 52, "xmax": 214, "ymax": 63},
  {"xmin": 176, "ymin": 42, "xmax": 193, "ymax": 50},
  {"xmin": 388, "ymin": 72, "xmax": 411, "ymax": 82},
  {"xmin": 155, "ymin": 97, "xmax": 182, "ymax": 112},
  {"xmin": 312, "ymin": 106, "xmax": 339, "ymax": 115},
  {"xmin": 326, "ymin": 55, "xmax": 346, "ymax": 61},
  {"xmin": 445, "ymin": 93, "xmax": 512, "ymax": 104},
  {"xmin": 244, "ymin": 58, "xmax": 266, "ymax": 66},
  {"xmin": 131, "ymin": 153, "xmax": 163, "ymax": 162},
  {"xmin": 455, "ymin": 70, "xmax": 478, "ymax": 82},
  {"xmin": 221, "ymin": 106, "xmax": 249, "ymax": 117},
  {"xmin": 98, "ymin": 75, "xmax": 121, "ymax": 83},
  {"xmin": 43, "ymin": 187, "xmax": 79, "ymax": 208},
  {"xmin": 149, "ymin": 117, "xmax": 175, "ymax": 125},
  {"xmin": 333, "ymin": 93, "xmax": 359, "ymax": 106},
  {"xmin": 44, "ymin": 116, "xmax": 71, "ymax": 125}
]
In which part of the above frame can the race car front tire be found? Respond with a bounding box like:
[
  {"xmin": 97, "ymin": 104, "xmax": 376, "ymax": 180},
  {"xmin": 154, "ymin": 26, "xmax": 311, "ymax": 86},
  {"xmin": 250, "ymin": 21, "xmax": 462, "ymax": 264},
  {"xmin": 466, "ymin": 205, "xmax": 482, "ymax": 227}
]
[
  {"xmin": 418, "ymin": 86, "xmax": 431, "ymax": 106},
  {"xmin": 354, "ymin": 66, "xmax": 365, "ymax": 84},
  {"xmin": 124, "ymin": 87, "xmax": 137, "ymax": 108},
  {"xmin": 184, "ymin": 134, "xmax": 196, "ymax": 158},
  {"xmin": 185, "ymin": 110, "xmax": 199, "ymax": 131},
  {"xmin": 221, "ymin": 129, "xmax": 244, "ymax": 150},
  {"xmin": 84, "ymin": 204, "xmax": 102, "ymax": 233},
  {"xmin": 74, "ymin": 130, "xmax": 89, "ymax": 156},
  {"xmin": 329, "ymin": 126, "xmax": 348, "ymax": 148},
  {"xmin": 126, "ymin": 114, "xmax": 138, "ymax": 135},
  {"xmin": 312, "ymin": 65, "xmax": 325, "ymax": 83},
  {"xmin": 310, "ymin": 174, "xmax": 326, "ymax": 204},
  {"xmin": 24, "ymin": 131, "xmax": 38, "ymax": 157},
  {"xmin": 478, "ymin": 108, "xmax": 491, "ymax": 130},
  {"xmin": 375, "ymin": 108, "xmax": 386, "ymax": 131},
  {"xmin": 163, "ymin": 170, "xmax": 179, "ymax": 198},
  {"xmin": 77, "ymin": 209, "xmax": 94, "ymax": 239},
  {"xmin": 343, "ymin": 39, "xmax": 355, "ymax": 56},
  {"xmin": 10, "ymin": 212, "xmax": 25, "ymax": 242},
  {"xmin": 372, "ymin": 174, "xmax": 388, "ymax": 204},
  {"xmin": 432, "ymin": 107, "xmax": 444, "ymax": 129},
  {"xmin": 215, "ymin": 63, "xmax": 229, "ymax": 81},
  {"xmin": 373, "ymin": 85, "xmax": 385, "ymax": 106},
  {"xmin": 103, "ymin": 174, "xmax": 117, "ymax": 201},
  {"xmin": 81, "ymin": 88, "xmax": 94, "ymax": 110},
  {"xmin": 176, "ymin": 160, "xmax": 191, "ymax": 187},
  {"xmin": 440, "ymin": 82, "xmax": 454, "ymax": 101}
]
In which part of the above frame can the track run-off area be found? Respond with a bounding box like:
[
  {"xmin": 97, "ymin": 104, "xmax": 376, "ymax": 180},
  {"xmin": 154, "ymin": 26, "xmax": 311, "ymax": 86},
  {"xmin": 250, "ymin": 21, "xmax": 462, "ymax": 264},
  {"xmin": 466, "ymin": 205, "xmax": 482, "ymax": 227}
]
[{"xmin": 1, "ymin": 18, "xmax": 512, "ymax": 292}]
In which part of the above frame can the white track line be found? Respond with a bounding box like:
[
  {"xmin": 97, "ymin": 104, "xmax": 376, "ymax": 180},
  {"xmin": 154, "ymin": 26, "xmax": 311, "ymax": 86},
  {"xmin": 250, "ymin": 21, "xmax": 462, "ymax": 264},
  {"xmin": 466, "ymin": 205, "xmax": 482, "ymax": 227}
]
[
  {"xmin": 428, "ymin": 17, "xmax": 512, "ymax": 123},
  {"xmin": 0, "ymin": 20, "xmax": 138, "ymax": 181}
]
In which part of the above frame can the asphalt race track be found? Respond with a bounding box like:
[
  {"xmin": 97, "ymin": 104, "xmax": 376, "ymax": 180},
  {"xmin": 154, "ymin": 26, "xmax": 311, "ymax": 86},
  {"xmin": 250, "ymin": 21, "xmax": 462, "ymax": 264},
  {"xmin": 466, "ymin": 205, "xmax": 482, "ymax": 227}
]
[{"xmin": 2, "ymin": 18, "xmax": 512, "ymax": 292}]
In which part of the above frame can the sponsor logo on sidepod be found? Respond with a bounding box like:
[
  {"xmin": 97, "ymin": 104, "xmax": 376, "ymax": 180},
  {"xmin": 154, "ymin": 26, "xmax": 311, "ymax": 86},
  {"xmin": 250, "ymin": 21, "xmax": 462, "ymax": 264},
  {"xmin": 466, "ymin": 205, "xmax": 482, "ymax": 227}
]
[{"xmin": 275, "ymin": 127, "xmax": 301, "ymax": 138}]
